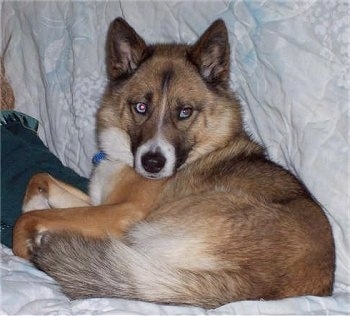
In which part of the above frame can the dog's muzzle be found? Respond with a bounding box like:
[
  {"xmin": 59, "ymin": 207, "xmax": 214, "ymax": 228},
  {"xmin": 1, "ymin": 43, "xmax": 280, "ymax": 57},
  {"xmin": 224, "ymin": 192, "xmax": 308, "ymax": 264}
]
[{"xmin": 135, "ymin": 136, "xmax": 176, "ymax": 179}]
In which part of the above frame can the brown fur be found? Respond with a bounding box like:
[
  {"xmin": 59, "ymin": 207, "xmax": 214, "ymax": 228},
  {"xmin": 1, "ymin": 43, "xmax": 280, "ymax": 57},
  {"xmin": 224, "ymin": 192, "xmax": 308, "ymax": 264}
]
[
  {"xmin": 13, "ymin": 18, "xmax": 335, "ymax": 308},
  {"xmin": 1, "ymin": 37, "xmax": 15, "ymax": 110}
]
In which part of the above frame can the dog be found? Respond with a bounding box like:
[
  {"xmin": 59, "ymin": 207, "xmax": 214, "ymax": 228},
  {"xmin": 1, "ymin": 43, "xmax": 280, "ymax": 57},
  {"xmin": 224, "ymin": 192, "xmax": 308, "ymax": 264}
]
[{"xmin": 13, "ymin": 18, "xmax": 335, "ymax": 308}]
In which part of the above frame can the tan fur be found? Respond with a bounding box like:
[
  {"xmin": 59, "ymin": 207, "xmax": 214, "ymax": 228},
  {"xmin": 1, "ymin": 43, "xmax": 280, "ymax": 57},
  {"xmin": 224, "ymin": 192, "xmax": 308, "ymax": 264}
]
[{"xmin": 12, "ymin": 18, "xmax": 334, "ymax": 308}]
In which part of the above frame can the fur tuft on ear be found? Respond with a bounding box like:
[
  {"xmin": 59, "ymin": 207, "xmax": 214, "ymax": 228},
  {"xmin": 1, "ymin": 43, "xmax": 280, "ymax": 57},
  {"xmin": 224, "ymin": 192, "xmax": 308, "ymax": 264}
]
[
  {"xmin": 106, "ymin": 18, "xmax": 151, "ymax": 80},
  {"xmin": 188, "ymin": 19, "xmax": 230, "ymax": 88}
]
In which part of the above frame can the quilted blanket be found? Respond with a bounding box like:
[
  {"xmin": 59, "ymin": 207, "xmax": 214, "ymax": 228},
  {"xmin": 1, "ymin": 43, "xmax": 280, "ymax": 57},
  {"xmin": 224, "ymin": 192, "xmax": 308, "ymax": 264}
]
[{"xmin": 1, "ymin": 1, "xmax": 349, "ymax": 314}]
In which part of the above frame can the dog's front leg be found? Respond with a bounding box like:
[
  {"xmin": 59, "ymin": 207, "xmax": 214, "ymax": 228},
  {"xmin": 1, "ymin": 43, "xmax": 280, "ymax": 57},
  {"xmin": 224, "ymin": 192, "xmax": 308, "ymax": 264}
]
[
  {"xmin": 23, "ymin": 173, "xmax": 90, "ymax": 212},
  {"xmin": 13, "ymin": 203, "xmax": 150, "ymax": 260}
]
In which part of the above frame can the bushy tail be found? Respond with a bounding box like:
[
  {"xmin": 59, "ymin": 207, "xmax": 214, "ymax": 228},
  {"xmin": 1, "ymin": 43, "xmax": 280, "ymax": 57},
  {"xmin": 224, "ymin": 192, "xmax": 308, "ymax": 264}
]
[{"xmin": 32, "ymin": 232, "xmax": 238, "ymax": 308}]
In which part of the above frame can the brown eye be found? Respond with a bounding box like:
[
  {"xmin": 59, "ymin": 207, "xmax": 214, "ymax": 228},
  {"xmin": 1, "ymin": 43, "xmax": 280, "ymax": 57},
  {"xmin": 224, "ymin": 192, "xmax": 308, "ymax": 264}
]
[
  {"xmin": 179, "ymin": 107, "xmax": 193, "ymax": 120},
  {"xmin": 134, "ymin": 102, "xmax": 148, "ymax": 115}
]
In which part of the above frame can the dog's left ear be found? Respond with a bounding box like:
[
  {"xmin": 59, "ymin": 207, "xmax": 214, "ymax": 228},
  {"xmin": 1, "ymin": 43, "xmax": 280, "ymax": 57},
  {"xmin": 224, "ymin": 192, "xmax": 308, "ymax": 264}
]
[
  {"xmin": 106, "ymin": 18, "xmax": 150, "ymax": 80},
  {"xmin": 188, "ymin": 19, "xmax": 230, "ymax": 88}
]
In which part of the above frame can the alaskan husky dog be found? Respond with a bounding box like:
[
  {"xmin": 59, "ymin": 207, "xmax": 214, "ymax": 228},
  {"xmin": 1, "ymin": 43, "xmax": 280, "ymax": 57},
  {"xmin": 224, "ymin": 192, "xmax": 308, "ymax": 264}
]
[{"xmin": 13, "ymin": 18, "xmax": 335, "ymax": 308}]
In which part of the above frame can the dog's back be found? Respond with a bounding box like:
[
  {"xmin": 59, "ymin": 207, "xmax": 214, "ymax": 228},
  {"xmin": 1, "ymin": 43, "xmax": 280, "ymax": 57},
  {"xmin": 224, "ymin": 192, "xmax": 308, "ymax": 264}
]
[{"xmin": 31, "ymin": 18, "xmax": 335, "ymax": 308}]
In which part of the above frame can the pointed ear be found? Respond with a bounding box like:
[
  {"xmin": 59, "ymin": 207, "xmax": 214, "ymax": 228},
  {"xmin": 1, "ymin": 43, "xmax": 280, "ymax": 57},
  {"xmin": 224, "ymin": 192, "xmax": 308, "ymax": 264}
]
[
  {"xmin": 106, "ymin": 18, "xmax": 151, "ymax": 80},
  {"xmin": 188, "ymin": 19, "xmax": 230, "ymax": 88}
]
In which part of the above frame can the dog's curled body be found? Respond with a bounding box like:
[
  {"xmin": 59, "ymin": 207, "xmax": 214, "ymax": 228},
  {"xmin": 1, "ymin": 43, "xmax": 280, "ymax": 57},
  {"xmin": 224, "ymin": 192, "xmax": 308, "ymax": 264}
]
[
  {"xmin": 32, "ymin": 137, "xmax": 334, "ymax": 307},
  {"xmin": 16, "ymin": 18, "xmax": 334, "ymax": 308}
]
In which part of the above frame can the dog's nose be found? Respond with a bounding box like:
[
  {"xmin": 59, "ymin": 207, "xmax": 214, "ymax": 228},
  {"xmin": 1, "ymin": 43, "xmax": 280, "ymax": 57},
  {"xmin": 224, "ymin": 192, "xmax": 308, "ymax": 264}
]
[{"xmin": 141, "ymin": 152, "xmax": 166, "ymax": 174}]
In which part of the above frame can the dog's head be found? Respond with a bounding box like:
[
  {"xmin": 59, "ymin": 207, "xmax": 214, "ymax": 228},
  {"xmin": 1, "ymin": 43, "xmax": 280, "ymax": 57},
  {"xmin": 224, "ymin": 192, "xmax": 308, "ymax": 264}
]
[{"xmin": 98, "ymin": 18, "xmax": 242, "ymax": 179}]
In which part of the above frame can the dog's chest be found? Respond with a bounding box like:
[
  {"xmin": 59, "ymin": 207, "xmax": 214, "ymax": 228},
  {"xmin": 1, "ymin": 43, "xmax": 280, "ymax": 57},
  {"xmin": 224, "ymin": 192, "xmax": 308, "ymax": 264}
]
[{"xmin": 89, "ymin": 160, "xmax": 125, "ymax": 205}]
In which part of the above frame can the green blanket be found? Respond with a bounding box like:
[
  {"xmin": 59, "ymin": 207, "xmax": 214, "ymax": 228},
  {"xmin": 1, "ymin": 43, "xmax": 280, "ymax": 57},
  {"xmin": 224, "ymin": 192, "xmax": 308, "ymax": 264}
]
[{"xmin": 1, "ymin": 111, "xmax": 89, "ymax": 248}]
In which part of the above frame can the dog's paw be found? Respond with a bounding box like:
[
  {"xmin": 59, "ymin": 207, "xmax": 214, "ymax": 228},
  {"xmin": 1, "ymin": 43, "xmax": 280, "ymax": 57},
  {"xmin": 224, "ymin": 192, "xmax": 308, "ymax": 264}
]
[
  {"xmin": 13, "ymin": 211, "xmax": 49, "ymax": 259},
  {"xmin": 22, "ymin": 173, "xmax": 51, "ymax": 212},
  {"xmin": 16, "ymin": 227, "xmax": 49, "ymax": 260}
]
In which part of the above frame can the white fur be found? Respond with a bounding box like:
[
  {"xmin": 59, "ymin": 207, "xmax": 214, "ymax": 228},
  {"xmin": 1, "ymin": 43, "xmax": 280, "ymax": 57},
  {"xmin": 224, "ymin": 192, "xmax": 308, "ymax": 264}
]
[
  {"xmin": 23, "ymin": 195, "xmax": 50, "ymax": 213},
  {"xmin": 89, "ymin": 127, "xmax": 134, "ymax": 205},
  {"xmin": 34, "ymin": 228, "xmax": 49, "ymax": 247},
  {"xmin": 157, "ymin": 88, "xmax": 168, "ymax": 132},
  {"xmin": 128, "ymin": 222, "xmax": 220, "ymax": 270},
  {"xmin": 89, "ymin": 160, "xmax": 125, "ymax": 205},
  {"xmin": 99, "ymin": 127, "xmax": 133, "ymax": 166}
]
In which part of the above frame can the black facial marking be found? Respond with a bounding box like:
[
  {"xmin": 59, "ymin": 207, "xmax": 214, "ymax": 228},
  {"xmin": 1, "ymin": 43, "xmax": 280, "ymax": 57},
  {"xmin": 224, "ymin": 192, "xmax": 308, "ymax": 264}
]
[
  {"xmin": 161, "ymin": 68, "xmax": 174, "ymax": 93},
  {"xmin": 175, "ymin": 142, "xmax": 191, "ymax": 169},
  {"xmin": 145, "ymin": 91, "xmax": 153, "ymax": 103},
  {"xmin": 129, "ymin": 131, "xmax": 143, "ymax": 157}
]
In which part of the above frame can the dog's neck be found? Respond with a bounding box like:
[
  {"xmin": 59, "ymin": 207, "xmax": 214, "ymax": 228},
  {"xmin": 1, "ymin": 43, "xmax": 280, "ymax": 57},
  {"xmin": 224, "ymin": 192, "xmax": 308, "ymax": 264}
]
[{"xmin": 178, "ymin": 134, "xmax": 265, "ymax": 178}]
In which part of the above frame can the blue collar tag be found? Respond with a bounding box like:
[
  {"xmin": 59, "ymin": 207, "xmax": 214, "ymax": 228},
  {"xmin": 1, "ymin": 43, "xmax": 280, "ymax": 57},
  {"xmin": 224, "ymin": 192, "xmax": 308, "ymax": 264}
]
[{"xmin": 92, "ymin": 151, "xmax": 107, "ymax": 166}]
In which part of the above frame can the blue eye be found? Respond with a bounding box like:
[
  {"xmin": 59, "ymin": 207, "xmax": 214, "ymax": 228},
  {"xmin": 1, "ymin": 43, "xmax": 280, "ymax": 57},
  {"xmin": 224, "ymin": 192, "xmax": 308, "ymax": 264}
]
[
  {"xmin": 179, "ymin": 107, "xmax": 193, "ymax": 120},
  {"xmin": 134, "ymin": 102, "xmax": 148, "ymax": 115}
]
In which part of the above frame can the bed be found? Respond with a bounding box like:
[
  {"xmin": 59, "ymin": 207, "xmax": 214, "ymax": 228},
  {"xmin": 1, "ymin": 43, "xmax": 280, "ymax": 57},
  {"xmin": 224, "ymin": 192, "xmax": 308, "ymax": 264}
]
[{"xmin": 1, "ymin": 1, "xmax": 349, "ymax": 314}]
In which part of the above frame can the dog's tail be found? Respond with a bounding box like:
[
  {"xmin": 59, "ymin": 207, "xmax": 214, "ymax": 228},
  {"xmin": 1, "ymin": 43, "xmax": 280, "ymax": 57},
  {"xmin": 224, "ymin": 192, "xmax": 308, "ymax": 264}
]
[{"xmin": 32, "ymin": 224, "xmax": 239, "ymax": 309}]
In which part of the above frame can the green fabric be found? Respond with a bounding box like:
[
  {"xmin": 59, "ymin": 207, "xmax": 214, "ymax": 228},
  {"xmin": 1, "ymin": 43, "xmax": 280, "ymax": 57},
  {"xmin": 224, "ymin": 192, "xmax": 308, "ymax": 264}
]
[
  {"xmin": 1, "ymin": 111, "xmax": 89, "ymax": 248},
  {"xmin": 1, "ymin": 110, "xmax": 39, "ymax": 131}
]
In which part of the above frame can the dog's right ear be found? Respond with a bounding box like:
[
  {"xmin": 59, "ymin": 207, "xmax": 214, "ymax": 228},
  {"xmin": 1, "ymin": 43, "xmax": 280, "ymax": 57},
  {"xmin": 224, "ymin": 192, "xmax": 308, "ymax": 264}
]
[
  {"xmin": 106, "ymin": 18, "xmax": 150, "ymax": 80},
  {"xmin": 188, "ymin": 19, "xmax": 230, "ymax": 89}
]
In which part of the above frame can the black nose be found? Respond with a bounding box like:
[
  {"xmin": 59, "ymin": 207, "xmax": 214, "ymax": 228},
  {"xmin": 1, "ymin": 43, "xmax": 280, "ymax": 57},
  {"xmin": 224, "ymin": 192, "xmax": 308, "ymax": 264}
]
[{"xmin": 141, "ymin": 152, "xmax": 166, "ymax": 174}]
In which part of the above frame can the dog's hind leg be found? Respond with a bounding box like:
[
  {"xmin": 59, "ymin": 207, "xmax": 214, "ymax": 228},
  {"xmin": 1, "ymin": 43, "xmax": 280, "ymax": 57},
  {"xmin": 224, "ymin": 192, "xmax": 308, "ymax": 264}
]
[{"xmin": 22, "ymin": 173, "xmax": 90, "ymax": 212}]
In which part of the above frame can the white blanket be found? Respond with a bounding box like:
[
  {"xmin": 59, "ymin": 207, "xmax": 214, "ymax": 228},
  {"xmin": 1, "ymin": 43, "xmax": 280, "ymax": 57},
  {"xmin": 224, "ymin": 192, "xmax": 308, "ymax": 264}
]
[{"xmin": 1, "ymin": 1, "xmax": 349, "ymax": 314}]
